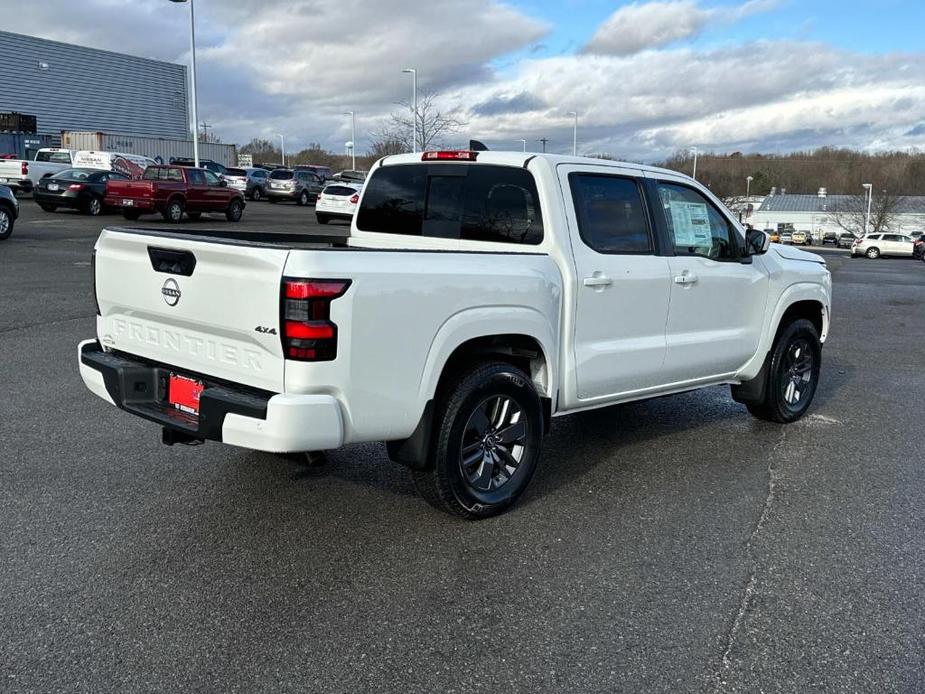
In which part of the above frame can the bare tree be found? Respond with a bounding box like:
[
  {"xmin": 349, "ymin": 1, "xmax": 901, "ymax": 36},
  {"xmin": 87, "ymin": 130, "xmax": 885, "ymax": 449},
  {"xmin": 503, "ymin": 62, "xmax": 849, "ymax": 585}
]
[
  {"xmin": 377, "ymin": 90, "xmax": 468, "ymax": 152},
  {"xmin": 831, "ymin": 189, "xmax": 902, "ymax": 237},
  {"xmin": 368, "ymin": 135, "xmax": 407, "ymax": 158}
]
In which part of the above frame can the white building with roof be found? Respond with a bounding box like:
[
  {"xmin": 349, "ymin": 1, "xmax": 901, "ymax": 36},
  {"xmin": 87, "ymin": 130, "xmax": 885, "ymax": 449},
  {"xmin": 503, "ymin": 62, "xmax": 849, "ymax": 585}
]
[{"xmin": 751, "ymin": 189, "xmax": 925, "ymax": 239}]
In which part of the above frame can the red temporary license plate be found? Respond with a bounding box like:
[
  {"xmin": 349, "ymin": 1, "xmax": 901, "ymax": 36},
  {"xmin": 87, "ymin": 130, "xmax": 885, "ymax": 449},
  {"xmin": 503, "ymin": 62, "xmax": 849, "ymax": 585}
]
[{"xmin": 168, "ymin": 374, "xmax": 204, "ymax": 415}]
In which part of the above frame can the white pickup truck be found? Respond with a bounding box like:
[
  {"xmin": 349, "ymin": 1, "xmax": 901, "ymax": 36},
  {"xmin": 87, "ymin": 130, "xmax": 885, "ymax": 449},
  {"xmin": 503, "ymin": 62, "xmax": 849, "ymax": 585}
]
[
  {"xmin": 79, "ymin": 151, "xmax": 831, "ymax": 518},
  {"xmin": 0, "ymin": 148, "xmax": 76, "ymax": 194}
]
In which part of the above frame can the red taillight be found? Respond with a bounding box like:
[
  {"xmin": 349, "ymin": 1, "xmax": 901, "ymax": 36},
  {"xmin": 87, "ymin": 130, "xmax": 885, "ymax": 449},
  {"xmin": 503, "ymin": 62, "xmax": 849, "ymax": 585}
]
[
  {"xmin": 853, "ymin": 238, "xmax": 862, "ymax": 245},
  {"xmin": 421, "ymin": 150, "xmax": 478, "ymax": 161},
  {"xmin": 68, "ymin": 183, "xmax": 84, "ymax": 191},
  {"xmin": 281, "ymin": 278, "xmax": 350, "ymax": 361},
  {"xmin": 21, "ymin": 161, "xmax": 28, "ymax": 175},
  {"xmin": 317, "ymin": 193, "xmax": 322, "ymax": 201},
  {"xmin": 350, "ymin": 193, "xmax": 359, "ymax": 204}
]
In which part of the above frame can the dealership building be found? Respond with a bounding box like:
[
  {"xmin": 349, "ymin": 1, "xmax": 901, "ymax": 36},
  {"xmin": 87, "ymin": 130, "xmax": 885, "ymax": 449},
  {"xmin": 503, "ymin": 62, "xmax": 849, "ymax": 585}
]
[
  {"xmin": 751, "ymin": 190, "xmax": 925, "ymax": 238},
  {"xmin": 0, "ymin": 30, "xmax": 189, "ymax": 140}
]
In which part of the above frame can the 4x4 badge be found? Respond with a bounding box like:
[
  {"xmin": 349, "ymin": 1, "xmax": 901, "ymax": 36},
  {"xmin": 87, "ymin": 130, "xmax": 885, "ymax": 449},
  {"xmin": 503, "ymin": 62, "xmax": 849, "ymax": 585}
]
[
  {"xmin": 161, "ymin": 278, "xmax": 181, "ymax": 306},
  {"xmin": 254, "ymin": 326, "xmax": 277, "ymax": 335}
]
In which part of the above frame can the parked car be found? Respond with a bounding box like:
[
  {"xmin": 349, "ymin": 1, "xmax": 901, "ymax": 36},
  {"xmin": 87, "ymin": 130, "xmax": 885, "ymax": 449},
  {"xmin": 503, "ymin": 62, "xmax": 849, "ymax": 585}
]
[
  {"xmin": 169, "ymin": 158, "xmax": 228, "ymax": 177},
  {"xmin": 0, "ymin": 148, "xmax": 76, "ymax": 194},
  {"xmin": 822, "ymin": 231, "xmax": 838, "ymax": 245},
  {"xmin": 851, "ymin": 233, "xmax": 915, "ymax": 259},
  {"xmin": 0, "ymin": 184, "xmax": 19, "ymax": 240},
  {"xmin": 243, "ymin": 167, "xmax": 270, "ymax": 200},
  {"xmin": 791, "ymin": 230, "xmax": 812, "ymax": 246},
  {"xmin": 315, "ymin": 182, "xmax": 362, "ymax": 224},
  {"xmin": 79, "ymin": 150, "xmax": 832, "ymax": 518},
  {"xmin": 104, "ymin": 165, "xmax": 245, "ymax": 223},
  {"xmin": 266, "ymin": 169, "xmax": 324, "ymax": 205},
  {"xmin": 222, "ymin": 167, "xmax": 249, "ymax": 196},
  {"xmin": 72, "ymin": 151, "xmax": 156, "ymax": 179},
  {"xmin": 779, "ymin": 231, "xmax": 793, "ymax": 244},
  {"xmin": 35, "ymin": 168, "xmax": 129, "ymax": 216},
  {"xmin": 293, "ymin": 164, "xmax": 333, "ymax": 182},
  {"xmin": 837, "ymin": 233, "xmax": 856, "ymax": 249},
  {"xmin": 765, "ymin": 228, "xmax": 780, "ymax": 243},
  {"xmin": 912, "ymin": 236, "xmax": 924, "ymax": 260}
]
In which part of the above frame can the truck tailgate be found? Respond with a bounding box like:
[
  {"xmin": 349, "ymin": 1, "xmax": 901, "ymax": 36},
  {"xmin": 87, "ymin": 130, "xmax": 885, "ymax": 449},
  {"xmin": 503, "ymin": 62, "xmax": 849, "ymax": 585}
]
[{"xmin": 94, "ymin": 228, "xmax": 289, "ymax": 392}]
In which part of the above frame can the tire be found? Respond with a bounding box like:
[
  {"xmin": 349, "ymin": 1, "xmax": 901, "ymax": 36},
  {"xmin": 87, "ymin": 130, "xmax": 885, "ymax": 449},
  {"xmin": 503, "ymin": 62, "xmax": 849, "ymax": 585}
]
[
  {"xmin": 866, "ymin": 247, "xmax": 880, "ymax": 259},
  {"xmin": 84, "ymin": 196, "xmax": 103, "ymax": 217},
  {"xmin": 298, "ymin": 190, "xmax": 309, "ymax": 206},
  {"xmin": 186, "ymin": 212, "xmax": 202, "ymax": 220},
  {"xmin": 316, "ymin": 214, "xmax": 329, "ymax": 224},
  {"xmin": 121, "ymin": 209, "xmax": 142, "ymax": 221},
  {"xmin": 163, "ymin": 198, "xmax": 184, "ymax": 223},
  {"xmin": 746, "ymin": 319, "xmax": 821, "ymax": 424},
  {"xmin": 411, "ymin": 361, "xmax": 544, "ymax": 519},
  {"xmin": 39, "ymin": 203, "xmax": 57, "ymax": 213},
  {"xmin": 0, "ymin": 205, "xmax": 14, "ymax": 240},
  {"xmin": 251, "ymin": 187, "xmax": 263, "ymax": 202},
  {"xmin": 226, "ymin": 199, "xmax": 244, "ymax": 222}
]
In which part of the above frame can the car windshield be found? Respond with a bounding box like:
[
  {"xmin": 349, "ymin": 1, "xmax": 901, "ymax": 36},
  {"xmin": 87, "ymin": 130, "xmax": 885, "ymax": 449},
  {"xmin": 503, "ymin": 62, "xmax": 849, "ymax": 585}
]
[
  {"xmin": 270, "ymin": 170, "xmax": 294, "ymax": 180},
  {"xmin": 51, "ymin": 169, "xmax": 92, "ymax": 181}
]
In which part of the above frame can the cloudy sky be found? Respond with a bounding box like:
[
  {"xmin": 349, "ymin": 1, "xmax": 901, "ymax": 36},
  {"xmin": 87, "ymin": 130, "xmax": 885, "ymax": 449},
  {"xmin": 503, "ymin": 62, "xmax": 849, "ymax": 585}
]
[{"xmin": 5, "ymin": 0, "xmax": 925, "ymax": 160}]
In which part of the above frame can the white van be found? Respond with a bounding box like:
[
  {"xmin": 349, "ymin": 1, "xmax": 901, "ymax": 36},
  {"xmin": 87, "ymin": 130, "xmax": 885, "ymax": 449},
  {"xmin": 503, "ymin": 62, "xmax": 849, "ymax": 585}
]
[{"xmin": 73, "ymin": 151, "xmax": 157, "ymax": 180}]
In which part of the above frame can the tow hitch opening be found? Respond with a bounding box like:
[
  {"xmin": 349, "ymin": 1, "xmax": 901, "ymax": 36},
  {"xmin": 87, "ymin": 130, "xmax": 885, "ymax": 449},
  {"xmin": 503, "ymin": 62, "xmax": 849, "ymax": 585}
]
[{"xmin": 161, "ymin": 427, "xmax": 205, "ymax": 447}]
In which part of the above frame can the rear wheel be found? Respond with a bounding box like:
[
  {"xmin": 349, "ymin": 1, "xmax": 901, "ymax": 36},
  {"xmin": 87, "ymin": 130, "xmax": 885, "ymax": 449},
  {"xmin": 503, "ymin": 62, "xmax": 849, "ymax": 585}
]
[
  {"xmin": 39, "ymin": 203, "xmax": 57, "ymax": 213},
  {"xmin": 121, "ymin": 209, "xmax": 142, "ymax": 221},
  {"xmin": 163, "ymin": 199, "xmax": 184, "ymax": 223},
  {"xmin": 746, "ymin": 319, "xmax": 821, "ymax": 424},
  {"xmin": 866, "ymin": 247, "xmax": 880, "ymax": 259},
  {"xmin": 226, "ymin": 199, "xmax": 244, "ymax": 222},
  {"xmin": 0, "ymin": 205, "xmax": 14, "ymax": 240},
  {"xmin": 298, "ymin": 190, "xmax": 309, "ymax": 206},
  {"xmin": 251, "ymin": 187, "xmax": 263, "ymax": 202},
  {"xmin": 84, "ymin": 196, "xmax": 103, "ymax": 216},
  {"xmin": 411, "ymin": 361, "xmax": 544, "ymax": 519}
]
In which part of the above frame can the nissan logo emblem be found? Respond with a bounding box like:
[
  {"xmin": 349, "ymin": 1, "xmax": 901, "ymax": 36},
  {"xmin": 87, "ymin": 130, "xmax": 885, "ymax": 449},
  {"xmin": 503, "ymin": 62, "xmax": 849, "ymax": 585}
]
[{"xmin": 162, "ymin": 278, "xmax": 181, "ymax": 306}]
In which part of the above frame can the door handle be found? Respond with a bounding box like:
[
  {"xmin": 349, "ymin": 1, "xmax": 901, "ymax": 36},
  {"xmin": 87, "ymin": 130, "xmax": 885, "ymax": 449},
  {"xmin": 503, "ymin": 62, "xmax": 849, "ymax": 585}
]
[
  {"xmin": 583, "ymin": 274, "xmax": 613, "ymax": 289},
  {"xmin": 673, "ymin": 271, "xmax": 698, "ymax": 285}
]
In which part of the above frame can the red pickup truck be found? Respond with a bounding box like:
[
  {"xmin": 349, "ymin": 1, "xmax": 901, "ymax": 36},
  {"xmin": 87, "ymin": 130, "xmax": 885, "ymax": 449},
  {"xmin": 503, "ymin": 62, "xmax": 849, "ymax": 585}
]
[{"xmin": 105, "ymin": 165, "xmax": 245, "ymax": 223}]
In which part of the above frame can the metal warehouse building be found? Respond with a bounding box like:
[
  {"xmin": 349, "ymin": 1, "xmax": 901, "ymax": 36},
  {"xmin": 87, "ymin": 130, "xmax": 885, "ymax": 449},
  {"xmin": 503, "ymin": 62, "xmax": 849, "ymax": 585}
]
[{"xmin": 0, "ymin": 30, "xmax": 188, "ymax": 139}]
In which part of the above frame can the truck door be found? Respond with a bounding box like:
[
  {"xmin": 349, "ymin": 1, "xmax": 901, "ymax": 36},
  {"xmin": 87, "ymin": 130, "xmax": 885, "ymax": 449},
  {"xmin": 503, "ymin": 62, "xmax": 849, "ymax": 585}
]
[
  {"xmin": 560, "ymin": 165, "xmax": 672, "ymax": 400},
  {"xmin": 648, "ymin": 177, "xmax": 768, "ymax": 382},
  {"xmin": 185, "ymin": 168, "xmax": 208, "ymax": 212}
]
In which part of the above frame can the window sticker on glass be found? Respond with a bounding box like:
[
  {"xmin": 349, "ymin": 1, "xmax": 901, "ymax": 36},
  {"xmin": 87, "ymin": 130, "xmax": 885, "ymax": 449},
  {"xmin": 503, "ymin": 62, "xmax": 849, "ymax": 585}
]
[{"xmin": 668, "ymin": 201, "xmax": 712, "ymax": 248}]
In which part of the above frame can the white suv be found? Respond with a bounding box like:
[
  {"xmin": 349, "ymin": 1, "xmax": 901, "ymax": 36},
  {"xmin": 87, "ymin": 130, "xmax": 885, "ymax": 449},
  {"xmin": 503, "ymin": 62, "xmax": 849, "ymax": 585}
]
[{"xmin": 851, "ymin": 233, "xmax": 915, "ymax": 259}]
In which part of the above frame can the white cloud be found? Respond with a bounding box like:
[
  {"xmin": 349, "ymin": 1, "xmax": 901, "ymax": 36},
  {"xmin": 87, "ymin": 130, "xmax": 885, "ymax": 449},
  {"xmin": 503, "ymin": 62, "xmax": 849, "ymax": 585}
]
[{"xmin": 583, "ymin": 0, "xmax": 777, "ymax": 56}]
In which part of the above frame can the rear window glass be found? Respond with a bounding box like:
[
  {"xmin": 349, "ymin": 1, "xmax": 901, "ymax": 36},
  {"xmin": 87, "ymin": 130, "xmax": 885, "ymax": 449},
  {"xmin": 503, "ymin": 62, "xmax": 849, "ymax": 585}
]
[
  {"xmin": 35, "ymin": 151, "xmax": 73, "ymax": 164},
  {"xmin": 143, "ymin": 167, "xmax": 184, "ymax": 181},
  {"xmin": 225, "ymin": 168, "xmax": 246, "ymax": 177},
  {"xmin": 52, "ymin": 169, "xmax": 90, "ymax": 180},
  {"xmin": 271, "ymin": 170, "xmax": 294, "ymax": 180},
  {"xmin": 324, "ymin": 186, "xmax": 358, "ymax": 196},
  {"xmin": 357, "ymin": 164, "xmax": 543, "ymax": 245}
]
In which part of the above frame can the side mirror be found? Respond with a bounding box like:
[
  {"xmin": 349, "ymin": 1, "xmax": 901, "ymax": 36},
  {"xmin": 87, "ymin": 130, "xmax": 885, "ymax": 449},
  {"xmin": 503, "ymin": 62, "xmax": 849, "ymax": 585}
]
[
  {"xmin": 219, "ymin": 179, "xmax": 227, "ymax": 187},
  {"xmin": 745, "ymin": 228, "xmax": 770, "ymax": 256}
]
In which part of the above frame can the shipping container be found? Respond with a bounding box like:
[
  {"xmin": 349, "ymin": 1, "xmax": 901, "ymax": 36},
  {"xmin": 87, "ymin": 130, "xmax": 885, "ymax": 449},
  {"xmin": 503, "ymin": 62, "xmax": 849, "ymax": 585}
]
[
  {"xmin": 0, "ymin": 112, "xmax": 38, "ymax": 134},
  {"xmin": 0, "ymin": 132, "xmax": 53, "ymax": 159},
  {"xmin": 60, "ymin": 131, "xmax": 237, "ymax": 167}
]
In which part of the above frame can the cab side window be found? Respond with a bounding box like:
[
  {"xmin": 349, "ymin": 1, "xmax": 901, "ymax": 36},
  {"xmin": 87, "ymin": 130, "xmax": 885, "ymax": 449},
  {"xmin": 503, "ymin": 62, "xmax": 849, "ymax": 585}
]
[
  {"xmin": 569, "ymin": 174, "xmax": 652, "ymax": 254},
  {"xmin": 203, "ymin": 171, "xmax": 221, "ymax": 186},
  {"xmin": 656, "ymin": 182, "xmax": 738, "ymax": 261},
  {"xmin": 187, "ymin": 169, "xmax": 206, "ymax": 186}
]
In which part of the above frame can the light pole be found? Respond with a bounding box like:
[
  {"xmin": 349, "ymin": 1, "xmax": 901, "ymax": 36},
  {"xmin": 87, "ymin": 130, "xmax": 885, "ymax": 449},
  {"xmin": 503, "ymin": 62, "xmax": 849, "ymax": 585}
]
[
  {"xmin": 401, "ymin": 68, "xmax": 417, "ymax": 152},
  {"xmin": 746, "ymin": 175, "xmax": 753, "ymax": 199},
  {"xmin": 344, "ymin": 111, "xmax": 356, "ymax": 170},
  {"xmin": 862, "ymin": 183, "xmax": 873, "ymax": 234},
  {"xmin": 169, "ymin": 0, "xmax": 199, "ymax": 167},
  {"xmin": 518, "ymin": 139, "xmax": 527, "ymax": 152},
  {"xmin": 276, "ymin": 134, "xmax": 285, "ymax": 168},
  {"xmin": 567, "ymin": 111, "xmax": 578, "ymax": 156},
  {"xmin": 690, "ymin": 146, "xmax": 699, "ymax": 180}
]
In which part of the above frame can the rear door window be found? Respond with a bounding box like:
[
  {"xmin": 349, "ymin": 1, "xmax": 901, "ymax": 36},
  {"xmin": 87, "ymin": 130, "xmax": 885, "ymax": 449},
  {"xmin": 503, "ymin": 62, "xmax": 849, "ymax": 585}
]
[
  {"xmin": 187, "ymin": 169, "xmax": 206, "ymax": 186},
  {"xmin": 357, "ymin": 164, "xmax": 543, "ymax": 245},
  {"xmin": 569, "ymin": 174, "xmax": 652, "ymax": 253}
]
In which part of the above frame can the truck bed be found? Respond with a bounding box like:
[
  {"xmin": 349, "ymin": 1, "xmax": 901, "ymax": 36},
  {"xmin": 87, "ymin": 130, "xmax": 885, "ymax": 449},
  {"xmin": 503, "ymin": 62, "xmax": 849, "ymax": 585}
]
[{"xmin": 105, "ymin": 225, "xmax": 349, "ymax": 249}]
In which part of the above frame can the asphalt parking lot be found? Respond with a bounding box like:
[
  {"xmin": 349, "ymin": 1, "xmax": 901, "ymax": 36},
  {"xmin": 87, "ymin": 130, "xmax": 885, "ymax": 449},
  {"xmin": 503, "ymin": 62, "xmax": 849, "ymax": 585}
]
[{"xmin": 2, "ymin": 200, "xmax": 924, "ymax": 693}]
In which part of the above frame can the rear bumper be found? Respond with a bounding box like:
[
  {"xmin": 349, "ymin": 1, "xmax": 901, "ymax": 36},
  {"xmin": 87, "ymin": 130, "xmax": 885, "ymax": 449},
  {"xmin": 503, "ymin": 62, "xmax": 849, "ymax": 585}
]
[
  {"xmin": 78, "ymin": 339, "xmax": 344, "ymax": 452},
  {"xmin": 34, "ymin": 190, "xmax": 82, "ymax": 208},
  {"xmin": 266, "ymin": 188, "xmax": 299, "ymax": 200},
  {"xmin": 1, "ymin": 178, "xmax": 32, "ymax": 193},
  {"xmin": 104, "ymin": 196, "xmax": 156, "ymax": 211}
]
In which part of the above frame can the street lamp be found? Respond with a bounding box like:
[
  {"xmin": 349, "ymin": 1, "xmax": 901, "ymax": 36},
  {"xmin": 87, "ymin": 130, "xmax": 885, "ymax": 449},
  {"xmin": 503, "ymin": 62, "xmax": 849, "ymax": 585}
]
[
  {"xmin": 746, "ymin": 175, "xmax": 753, "ymax": 199},
  {"xmin": 344, "ymin": 111, "xmax": 356, "ymax": 171},
  {"xmin": 518, "ymin": 139, "xmax": 527, "ymax": 152},
  {"xmin": 401, "ymin": 68, "xmax": 417, "ymax": 152},
  {"xmin": 276, "ymin": 134, "xmax": 285, "ymax": 168},
  {"xmin": 169, "ymin": 0, "xmax": 200, "ymax": 167},
  {"xmin": 862, "ymin": 183, "xmax": 873, "ymax": 234},
  {"xmin": 690, "ymin": 146, "xmax": 699, "ymax": 180},
  {"xmin": 567, "ymin": 111, "xmax": 578, "ymax": 156}
]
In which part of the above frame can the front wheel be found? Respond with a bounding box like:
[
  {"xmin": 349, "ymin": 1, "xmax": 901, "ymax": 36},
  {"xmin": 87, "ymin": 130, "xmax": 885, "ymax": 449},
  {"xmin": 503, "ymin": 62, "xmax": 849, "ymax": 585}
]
[
  {"xmin": 251, "ymin": 187, "xmax": 262, "ymax": 202},
  {"xmin": 0, "ymin": 205, "xmax": 14, "ymax": 240},
  {"xmin": 412, "ymin": 361, "xmax": 544, "ymax": 519},
  {"xmin": 746, "ymin": 319, "xmax": 821, "ymax": 423},
  {"xmin": 866, "ymin": 247, "xmax": 880, "ymax": 259},
  {"xmin": 298, "ymin": 190, "xmax": 309, "ymax": 206},
  {"xmin": 226, "ymin": 199, "xmax": 244, "ymax": 222}
]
